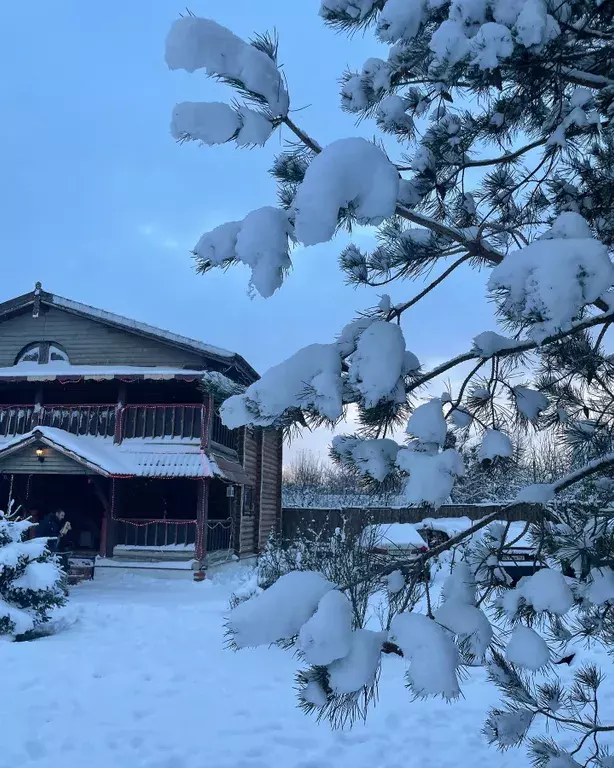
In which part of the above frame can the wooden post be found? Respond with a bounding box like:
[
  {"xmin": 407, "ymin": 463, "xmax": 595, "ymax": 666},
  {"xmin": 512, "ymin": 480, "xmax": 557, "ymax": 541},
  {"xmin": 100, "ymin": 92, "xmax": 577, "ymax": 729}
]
[
  {"xmin": 100, "ymin": 478, "xmax": 118, "ymax": 558},
  {"xmin": 114, "ymin": 383, "xmax": 126, "ymax": 444},
  {"xmin": 200, "ymin": 394, "xmax": 213, "ymax": 450},
  {"xmin": 90, "ymin": 476, "xmax": 113, "ymax": 558},
  {"xmin": 195, "ymin": 478, "xmax": 209, "ymax": 562},
  {"xmin": 32, "ymin": 384, "xmax": 43, "ymax": 428},
  {"xmin": 254, "ymin": 429, "xmax": 264, "ymax": 553}
]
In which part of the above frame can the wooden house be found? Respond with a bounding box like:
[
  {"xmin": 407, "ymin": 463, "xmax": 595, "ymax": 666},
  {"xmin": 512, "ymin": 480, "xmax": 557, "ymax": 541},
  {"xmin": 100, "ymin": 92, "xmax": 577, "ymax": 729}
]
[{"xmin": 0, "ymin": 284, "xmax": 282, "ymax": 569}]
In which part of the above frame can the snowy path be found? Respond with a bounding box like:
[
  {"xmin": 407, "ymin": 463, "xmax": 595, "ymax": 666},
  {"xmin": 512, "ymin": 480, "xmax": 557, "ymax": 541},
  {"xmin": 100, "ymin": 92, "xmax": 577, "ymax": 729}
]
[{"xmin": 1, "ymin": 569, "xmax": 527, "ymax": 768}]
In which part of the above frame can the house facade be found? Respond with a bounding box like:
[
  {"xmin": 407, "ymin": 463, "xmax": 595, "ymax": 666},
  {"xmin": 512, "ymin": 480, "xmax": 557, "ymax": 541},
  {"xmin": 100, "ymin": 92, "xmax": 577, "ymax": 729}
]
[{"xmin": 0, "ymin": 284, "xmax": 282, "ymax": 567}]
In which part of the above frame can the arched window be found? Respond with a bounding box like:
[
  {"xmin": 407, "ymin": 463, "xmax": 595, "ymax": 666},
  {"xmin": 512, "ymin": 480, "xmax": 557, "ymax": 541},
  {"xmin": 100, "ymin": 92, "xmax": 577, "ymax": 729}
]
[{"xmin": 15, "ymin": 342, "xmax": 70, "ymax": 365}]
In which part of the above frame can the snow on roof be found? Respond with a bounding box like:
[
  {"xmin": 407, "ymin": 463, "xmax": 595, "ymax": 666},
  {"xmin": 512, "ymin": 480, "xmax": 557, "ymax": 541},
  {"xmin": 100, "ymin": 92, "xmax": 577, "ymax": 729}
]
[
  {"xmin": 50, "ymin": 294, "xmax": 237, "ymax": 361},
  {"xmin": 0, "ymin": 362, "xmax": 245, "ymax": 394},
  {"xmin": 415, "ymin": 517, "xmax": 534, "ymax": 549},
  {"xmin": 0, "ymin": 363, "xmax": 206, "ymax": 382},
  {"xmin": 416, "ymin": 517, "xmax": 474, "ymax": 538},
  {"xmin": 0, "ymin": 427, "xmax": 227, "ymax": 479},
  {"xmin": 362, "ymin": 523, "xmax": 428, "ymax": 550}
]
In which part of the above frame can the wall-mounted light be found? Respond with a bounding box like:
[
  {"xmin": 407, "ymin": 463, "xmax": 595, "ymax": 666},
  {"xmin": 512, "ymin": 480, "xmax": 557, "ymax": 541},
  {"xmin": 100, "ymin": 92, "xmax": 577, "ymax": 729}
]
[{"xmin": 35, "ymin": 447, "xmax": 45, "ymax": 463}]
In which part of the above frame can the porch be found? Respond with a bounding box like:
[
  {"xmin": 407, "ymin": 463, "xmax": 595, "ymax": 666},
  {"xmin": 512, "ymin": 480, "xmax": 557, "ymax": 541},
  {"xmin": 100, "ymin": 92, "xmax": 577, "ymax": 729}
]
[
  {"xmin": 0, "ymin": 449, "xmax": 241, "ymax": 566},
  {"xmin": 0, "ymin": 402, "xmax": 237, "ymax": 451}
]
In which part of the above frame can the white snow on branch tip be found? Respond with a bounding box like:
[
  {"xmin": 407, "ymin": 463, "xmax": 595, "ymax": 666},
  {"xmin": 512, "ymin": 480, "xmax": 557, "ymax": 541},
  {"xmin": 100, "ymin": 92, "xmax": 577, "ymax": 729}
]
[
  {"xmin": 320, "ymin": 0, "xmax": 377, "ymax": 21},
  {"xmin": 221, "ymin": 342, "xmax": 343, "ymax": 428},
  {"xmin": 171, "ymin": 102, "xmax": 273, "ymax": 148},
  {"xmin": 387, "ymin": 570, "xmax": 405, "ymax": 594},
  {"xmin": 488, "ymin": 229, "xmax": 614, "ymax": 341},
  {"xmin": 389, "ymin": 612, "xmax": 460, "ymax": 699},
  {"xmin": 165, "ymin": 17, "xmax": 289, "ymax": 116},
  {"xmin": 514, "ymin": 386, "xmax": 548, "ymax": 421},
  {"xmin": 171, "ymin": 102, "xmax": 239, "ymax": 145},
  {"xmin": 472, "ymin": 331, "xmax": 518, "ymax": 357},
  {"xmin": 376, "ymin": 0, "xmax": 426, "ymax": 43},
  {"xmin": 298, "ymin": 590, "xmax": 353, "ymax": 666},
  {"xmin": 228, "ymin": 571, "xmax": 334, "ymax": 648},
  {"xmin": 503, "ymin": 569, "xmax": 574, "ymax": 616},
  {"xmin": 469, "ymin": 22, "xmax": 513, "ymax": 70},
  {"xmin": 194, "ymin": 207, "xmax": 292, "ymax": 298},
  {"xmin": 506, "ymin": 624, "xmax": 550, "ymax": 670},
  {"xmin": 327, "ymin": 629, "xmax": 386, "ymax": 694},
  {"xmin": 337, "ymin": 437, "xmax": 400, "ymax": 482},
  {"xmin": 293, "ymin": 138, "xmax": 399, "ymax": 246},
  {"xmin": 441, "ymin": 561, "xmax": 477, "ymax": 606},
  {"xmin": 479, "ymin": 429, "xmax": 513, "ymax": 462},
  {"xmin": 397, "ymin": 447, "xmax": 464, "ymax": 508},
  {"xmin": 348, "ymin": 321, "xmax": 412, "ymax": 408},
  {"xmin": 587, "ymin": 567, "xmax": 614, "ymax": 606},
  {"xmin": 406, "ymin": 399, "xmax": 447, "ymax": 448},
  {"xmin": 435, "ymin": 601, "xmax": 493, "ymax": 659}
]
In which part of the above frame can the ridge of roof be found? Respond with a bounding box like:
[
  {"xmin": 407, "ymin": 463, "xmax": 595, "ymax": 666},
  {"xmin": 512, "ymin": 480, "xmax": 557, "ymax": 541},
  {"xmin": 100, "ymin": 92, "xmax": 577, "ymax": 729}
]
[
  {"xmin": 49, "ymin": 294, "xmax": 235, "ymax": 360},
  {"xmin": 0, "ymin": 287, "xmax": 259, "ymax": 381}
]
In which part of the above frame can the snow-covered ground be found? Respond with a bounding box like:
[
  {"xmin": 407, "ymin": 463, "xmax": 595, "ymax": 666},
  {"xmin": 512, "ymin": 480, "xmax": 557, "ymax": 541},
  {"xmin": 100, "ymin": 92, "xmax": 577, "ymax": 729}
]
[{"xmin": 0, "ymin": 567, "xmax": 572, "ymax": 768}]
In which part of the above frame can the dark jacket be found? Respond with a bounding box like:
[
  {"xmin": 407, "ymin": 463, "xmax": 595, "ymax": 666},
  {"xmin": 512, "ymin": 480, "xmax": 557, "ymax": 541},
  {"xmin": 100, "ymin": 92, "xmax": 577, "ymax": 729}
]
[{"xmin": 37, "ymin": 513, "xmax": 62, "ymax": 539}]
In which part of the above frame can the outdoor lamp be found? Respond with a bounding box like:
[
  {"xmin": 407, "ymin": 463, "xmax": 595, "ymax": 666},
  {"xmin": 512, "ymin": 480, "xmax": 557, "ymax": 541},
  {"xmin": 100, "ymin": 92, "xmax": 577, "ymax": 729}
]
[{"xmin": 36, "ymin": 447, "xmax": 45, "ymax": 463}]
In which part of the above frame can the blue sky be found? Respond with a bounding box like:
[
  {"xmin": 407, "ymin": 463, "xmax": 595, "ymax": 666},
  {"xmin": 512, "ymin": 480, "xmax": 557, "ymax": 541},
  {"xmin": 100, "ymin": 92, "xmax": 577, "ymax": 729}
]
[{"xmin": 1, "ymin": 2, "xmax": 495, "ymax": 460}]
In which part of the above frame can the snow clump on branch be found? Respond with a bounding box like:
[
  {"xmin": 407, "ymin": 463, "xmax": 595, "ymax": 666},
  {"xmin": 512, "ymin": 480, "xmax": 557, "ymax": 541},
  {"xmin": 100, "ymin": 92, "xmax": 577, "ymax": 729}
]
[{"xmin": 165, "ymin": 17, "xmax": 289, "ymax": 116}]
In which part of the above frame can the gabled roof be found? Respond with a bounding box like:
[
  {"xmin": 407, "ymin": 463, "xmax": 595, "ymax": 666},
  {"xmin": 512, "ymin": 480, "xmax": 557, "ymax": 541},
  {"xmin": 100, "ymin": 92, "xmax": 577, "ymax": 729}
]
[
  {"xmin": 0, "ymin": 286, "xmax": 258, "ymax": 383},
  {"xmin": 0, "ymin": 427, "xmax": 221, "ymax": 479}
]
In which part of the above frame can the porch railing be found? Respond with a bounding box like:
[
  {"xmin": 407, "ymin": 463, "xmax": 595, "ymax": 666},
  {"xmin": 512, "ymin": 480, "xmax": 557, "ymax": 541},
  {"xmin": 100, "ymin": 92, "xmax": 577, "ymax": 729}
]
[
  {"xmin": 121, "ymin": 404, "xmax": 204, "ymax": 441},
  {"xmin": 0, "ymin": 404, "xmax": 116, "ymax": 438},
  {"xmin": 114, "ymin": 518, "xmax": 197, "ymax": 549},
  {"xmin": 0, "ymin": 401, "xmax": 240, "ymax": 447},
  {"xmin": 0, "ymin": 405, "xmax": 36, "ymax": 438},
  {"xmin": 113, "ymin": 518, "xmax": 233, "ymax": 553},
  {"xmin": 40, "ymin": 404, "xmax": 116, "ymax": 437},
  {"xmin": 210, "ymin": 410, "xmax": 238, "ymax": 451},
  {"xmin": 206, "ymin": 518, "xmax": 234, "ymax": 552}
]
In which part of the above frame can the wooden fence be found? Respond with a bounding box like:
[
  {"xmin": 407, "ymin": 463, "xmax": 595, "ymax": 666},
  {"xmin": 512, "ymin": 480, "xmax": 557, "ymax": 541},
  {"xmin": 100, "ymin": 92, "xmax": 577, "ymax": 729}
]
[{"xmin": 281, "ymin": 503, "xmax": 543, "ymax": 541}]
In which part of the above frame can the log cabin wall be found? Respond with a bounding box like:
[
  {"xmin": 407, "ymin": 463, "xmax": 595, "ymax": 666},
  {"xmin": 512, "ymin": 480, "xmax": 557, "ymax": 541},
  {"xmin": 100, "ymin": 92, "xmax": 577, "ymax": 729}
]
[
  {"xmin": 0, "ymin": 307, "xmax": 204, "ymax": 368},
  {"xmin": 258, "ymin": 429, "xmax": 283, "ymax": 550},
  {"xmin": 237, "ymin": 426, "xmax": 258, "ymax": 555}
]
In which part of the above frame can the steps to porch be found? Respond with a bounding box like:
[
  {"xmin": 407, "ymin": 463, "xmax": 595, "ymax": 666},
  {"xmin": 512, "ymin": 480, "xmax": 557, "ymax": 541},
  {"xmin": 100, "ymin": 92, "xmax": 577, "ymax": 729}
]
[
  {"xmin": 112, "ymin": 544, "xmax": 196, "ymax": 562},
  {"xmin": 67, "ymin": 557, "xmax": 95, "ymax": 585}
]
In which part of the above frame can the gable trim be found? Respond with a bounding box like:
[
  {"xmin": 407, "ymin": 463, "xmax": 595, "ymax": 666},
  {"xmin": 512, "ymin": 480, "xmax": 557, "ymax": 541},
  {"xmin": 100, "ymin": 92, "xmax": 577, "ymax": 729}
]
[
  {"xmin": 0, "ymin": 433, "xmax": 110, "ymax": 476},
  {"xmin": 0, "ymin": 290, "xmax": 258, "ymax": 383}
]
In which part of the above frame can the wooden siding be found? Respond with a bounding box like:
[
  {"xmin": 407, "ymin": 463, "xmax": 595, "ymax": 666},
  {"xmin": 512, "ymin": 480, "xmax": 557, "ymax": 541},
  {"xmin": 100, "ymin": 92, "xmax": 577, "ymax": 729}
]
[
  {"xmin": 0, "ymin": 445, "xmax": 94, "ymax": 474},
  {"xmin": 258, "ymin": 429, "xmax": 282, "ymax": 549},
  {"xmin": 0, "ymin": 307, "xmax": 205, "ymax": 368},
  {"xmin": 238, "ymin": 427, "xmax": 258, "ymax": 555}
]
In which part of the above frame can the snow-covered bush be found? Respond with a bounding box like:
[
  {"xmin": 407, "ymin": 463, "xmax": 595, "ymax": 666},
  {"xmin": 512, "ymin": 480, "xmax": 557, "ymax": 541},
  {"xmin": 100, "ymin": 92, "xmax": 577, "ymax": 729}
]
[
  {"xmin": 0, "ymin": 511, "xmax": 67, "ymax": 639},
  {"xmin": 241, "ymin": 523, "xmax": 411, "ymax": 631},
  {"xmin": 167, "ymin": 3, "xmax": 614, "ymax": 764}
]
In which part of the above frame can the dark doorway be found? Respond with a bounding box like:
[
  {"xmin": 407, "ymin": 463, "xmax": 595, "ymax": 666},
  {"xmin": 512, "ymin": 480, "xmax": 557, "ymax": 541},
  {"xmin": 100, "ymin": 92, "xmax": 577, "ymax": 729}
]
[{"xmin": 0, "ymin": 473, "xmax": 106, "ymax": 554}]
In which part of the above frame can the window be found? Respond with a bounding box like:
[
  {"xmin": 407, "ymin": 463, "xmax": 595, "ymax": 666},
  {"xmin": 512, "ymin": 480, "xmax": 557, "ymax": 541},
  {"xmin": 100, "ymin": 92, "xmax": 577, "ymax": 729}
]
[
  {"xmin": 49, "ymin": 344, "xmax": 69, "ymax": 362},
  {"xmin": 15, "ymin": 342, "xmax": 70, "ymax": 365},
  {"xmin": 17, "ymin": 345, "xmax": 40, "ymax": 363},
  {"xmin": 243, "ymin": 486, "xmax": 255, "ymax": 516}
]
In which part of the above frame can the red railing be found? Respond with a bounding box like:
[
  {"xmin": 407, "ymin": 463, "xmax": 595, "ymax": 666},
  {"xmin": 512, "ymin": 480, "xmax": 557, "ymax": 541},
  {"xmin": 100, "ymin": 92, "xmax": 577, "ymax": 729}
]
[
  {"xmin": 113, "ymin": 517, "xmax": 233, "ymax": 553},
  {"xmin": 40, "ymin": 404, "xmax": 116, "ymax": 437},
  {"xmin": 0, "ymin": 404, "xmax": 116, "ymax": 438},
  {"xmin": 114, "ymin": 518, "xmax": 197, "ymax": 548},
  {"xmin": 0, "ymin": 401, "xmax": 240, "ymax": 448},
  {"xmin": 121, "ymin": 404, "xmax": 204, "ymax": 441},
  {"xmin": 0, "ymin": 405, "xmax": 36, "ymax": 437}
]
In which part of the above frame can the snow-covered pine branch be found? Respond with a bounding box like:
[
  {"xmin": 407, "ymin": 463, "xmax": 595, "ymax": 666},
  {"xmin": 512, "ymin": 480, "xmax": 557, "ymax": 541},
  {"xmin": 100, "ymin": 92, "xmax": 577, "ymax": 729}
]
[
  {"xmin": 165, "ymin": 2, "xmax": 614, "ymax": 762},
  {"xmin": 0, "ymin": 511, "xmax": 67, "ymax": 638}
]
